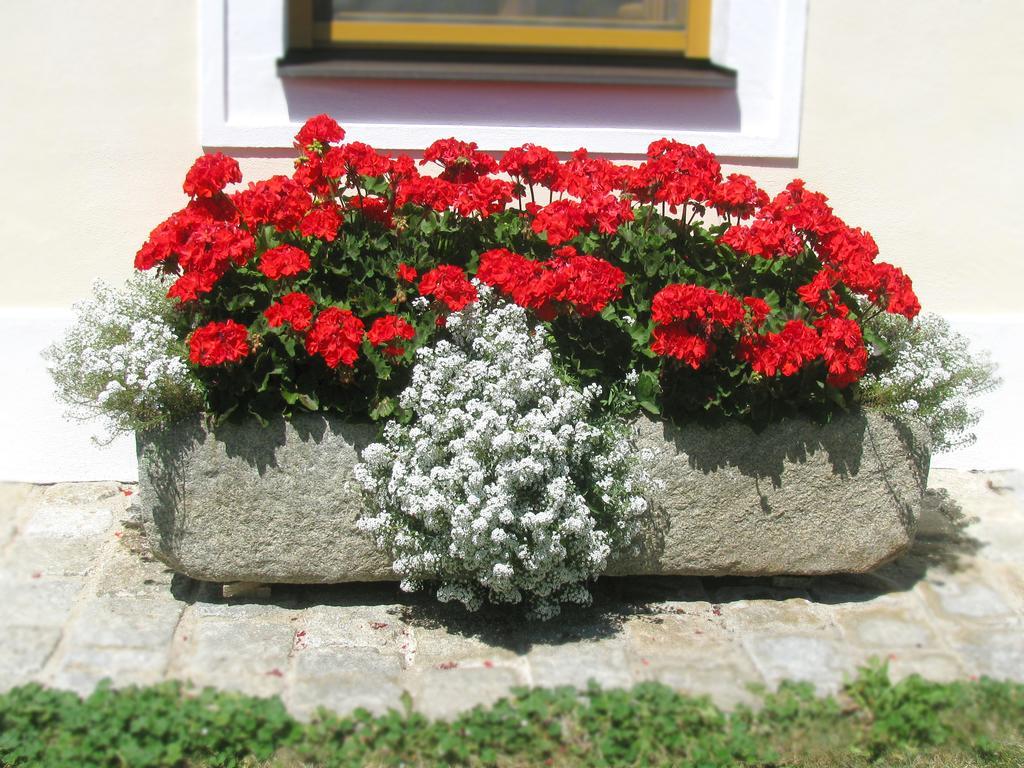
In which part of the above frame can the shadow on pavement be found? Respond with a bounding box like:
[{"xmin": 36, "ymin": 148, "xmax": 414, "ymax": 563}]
[{"xmin": 164, "ymin": 485, "xmax": 982, "ymax": 651}]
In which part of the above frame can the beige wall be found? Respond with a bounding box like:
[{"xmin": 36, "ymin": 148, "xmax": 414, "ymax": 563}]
[
  {"xmin": 3, "ymin": 1, "xmax": 1022, "ymax": 315},
  {"xmin": 0, "ymin": 2, "xmax": 199, "ymax": 306},
  {"xmin": 749, "ymin": 1, "xmax": 1024, "ymax": 316}
]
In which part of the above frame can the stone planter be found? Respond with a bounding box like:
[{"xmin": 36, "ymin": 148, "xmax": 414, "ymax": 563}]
[{"xmin": 136, "ymin": 410, "xmax": 930, "ymax": 584}]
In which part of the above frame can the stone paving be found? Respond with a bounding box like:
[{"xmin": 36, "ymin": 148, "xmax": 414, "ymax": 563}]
[{"xmin": 0, "ymin": 469, "xmax": 1021, "ymax": 721}]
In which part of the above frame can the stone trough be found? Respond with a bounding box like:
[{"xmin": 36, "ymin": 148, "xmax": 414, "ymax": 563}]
[{"xmin": 136, "ymin": 410, "xmax": 930, "ymax": 584}]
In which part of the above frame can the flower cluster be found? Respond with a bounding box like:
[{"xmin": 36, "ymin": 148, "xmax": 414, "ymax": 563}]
[
  {"xmin": 258, "ymin": 244, "xmax": 310, "ymax": 280},
  {"xmin": 418, "ymin": 265, "xmax": 478, "ymax": 312},
  {"xmin": 476, "ymin": 247, "xmax": 625, "ymax": 320},
  {"xmin": 264, "ymin": 292, "xmax": 314, "ymax": 332},
  {"xmin": 861, "ymin": 313, "xmax": 1000, "ymax": 452},
  {"xmin": 354, "ymin": 291, "xmax": 650, "ymax": 619},
  {"xmin": 720, "ymin": 180, "xmax": 920, "ymax": 320},
  {"xmin": 182, "ymin": 152, "xmax": 242, "ymax": 199},
  {"xmin": 188, "ymin": 320, "xmax": 250, "ymax": 366},
  {"xmin": 119, "ymin": 112, "xmax": 934, "ymax": 427},
  {"xmin": 736, "ymin": 321, "xmax": 822, "ymax": 378},
  {"xmin": 367, "ymin": 315, "xmax": 415, "ymax": 357},
  {"xmin": 43, "ymin": 273, "xmax": 202, "ymax": 439},
  {"xmin": 305, "ymin": 307, "xmax": 366, "ymax": 369},
  {"xmin": 650, "ymin": 285, "xmax": 747, "ymax": 368}
]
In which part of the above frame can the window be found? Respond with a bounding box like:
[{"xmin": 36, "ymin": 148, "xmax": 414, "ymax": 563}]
[
  {"xmin": 300, "ymin": 0, "xmax": 711, "ymax": 59},
  {"xmin": 279, "ymin": 0, "xmax": 726, "ymax": 86},
  {"xmin": 201, "ymin": 0, "xmax": 808, "ymax": 157}
]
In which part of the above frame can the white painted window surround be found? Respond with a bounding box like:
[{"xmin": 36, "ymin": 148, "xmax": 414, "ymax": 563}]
[{"xmin": 201, "ymin": 0, "xmax": 808, "ymax": 156}]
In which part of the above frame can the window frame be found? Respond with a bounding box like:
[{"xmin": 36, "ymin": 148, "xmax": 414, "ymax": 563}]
[
  {"xmin": 289, "ymin": 0, "xmax": 712, "ymax": 59},
  {"xmin": 200, "ymin": 0, "xmax": 808, "ymax": 158}
]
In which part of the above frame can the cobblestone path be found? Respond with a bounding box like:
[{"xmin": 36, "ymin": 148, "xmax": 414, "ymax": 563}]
[{"xmin": 1, "ymin": 469, "xmax": 1021, "ymax": 720}]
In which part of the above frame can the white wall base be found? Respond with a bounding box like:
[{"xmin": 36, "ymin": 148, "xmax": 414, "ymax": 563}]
[
  {"xmin": 1, "ymin": 309, "xmax": 1020, "ymax": 483},
  {"xmin": 0, "ymin": 309, "xmax": 137, "ymax": 483},
  {"xmin": 930, "ymin": 315, "xmax": 1024, "ymax": 472}
]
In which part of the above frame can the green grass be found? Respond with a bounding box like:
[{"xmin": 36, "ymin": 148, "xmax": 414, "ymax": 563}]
[{"xmin": 1, "ymin": 661, "xmax": 1021, "ymax": 767}]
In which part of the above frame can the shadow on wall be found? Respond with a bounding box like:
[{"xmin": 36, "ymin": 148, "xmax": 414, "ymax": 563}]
[{"xmin": 281, "ymin": 77, "xmax": 741, "ymax": 133}]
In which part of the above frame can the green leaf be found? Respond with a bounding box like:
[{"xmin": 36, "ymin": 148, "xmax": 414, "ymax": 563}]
[
  {"xmin": 628, "ymin": 321, "xmax": 653, "ymax": 347},
  {"xmin": 369, "ymin": 397, "xmax": 396, "ymax": 421},
  {"xmin": 638, "ymin": 398, "xmax": 661, "ymax": 415}
]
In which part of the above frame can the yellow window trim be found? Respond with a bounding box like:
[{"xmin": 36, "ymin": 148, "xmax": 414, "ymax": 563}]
[
  {"xmin": 301, "ymin": 0, "xmax": 713, "ymax": 59},
  {"xmin": 684, "ymin": 0, "xmax": 712, "ymax": 58},
  {"xmin": 315, "ymin": 21, "xmax": 689, "ymax": 56}
]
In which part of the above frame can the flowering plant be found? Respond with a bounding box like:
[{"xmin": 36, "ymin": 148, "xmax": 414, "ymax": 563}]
[
  {"xmin": 44, "ymin": 273, "xmax": 203, "ymax": 440},
  {"xmin": 127, "ymin": 114, "xmax": 924, "ymax": 427},
  {"xmin": 354, "ymin": 290, "xmax": 650, "ymax": 619},
  {"xmin": 862, "ymin": 313, "xmax": 1000, "ymax": 451}
]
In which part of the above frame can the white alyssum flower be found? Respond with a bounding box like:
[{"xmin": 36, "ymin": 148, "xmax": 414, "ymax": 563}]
[
  {"xmin": 861, "ymin": 311, "xmax": 1000, "ymax": 452},
  {"xmin": 43, "ymin": 272, "xmax": 202, "ymax": 440},
  {"xmin": 355, "ymin": 288, "xmax": 650, "ymax": 619}
]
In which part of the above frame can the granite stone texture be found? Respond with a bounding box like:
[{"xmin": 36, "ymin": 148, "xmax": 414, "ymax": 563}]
[
  {"xmin": 136, "ymin": 410, "xmax": 929, "ymax": 584},
  {"xmin": 136, "ymin": 415, "xmax": 387, "ymax": 584},
  {"xmin": 609, "ymin": 409, "xmax": 930, "ymax": 577}
]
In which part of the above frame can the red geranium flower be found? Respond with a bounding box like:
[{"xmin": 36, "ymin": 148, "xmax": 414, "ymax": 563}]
[
  {"xmin": 394, "ymin": 174, "xmax": 456, "ymax": 212},
  {"xmin": 736, "ymin": 321, "xmax": 823, "ymax": 378},
  {"xmin": 178, "ymin": 222, "xmax": 255, "ymax": 274},
  {"xmin": 232, "ymin": 175, "xmax": 312, "ymax": 232},
  {"xmin": 306, "ymin": 307, "xmax": 365, "ymax": 368},
  {"xmin": 719, "ymin": 218, "xmax": 804, "ymax": 259},
  {"xmin": 625, "ymin": 140, "xmax": 721, "ymax": 210},
  {"xmin": 876, "ymin": 264, "xmax": 920, "ymax": 319},
  {"xmin": 500, "ymin": 143, "xmax": 561, "ymax": 188},
  {"xmin": 763, "ymin": 179, "xmax": 836, "ymax": 234},
  {"xmin": 651, "ymin": 323, "xmax": 714, "ymax": 368},
  {"xmin": 817, "ymin": 316, "xmax": 868, "ymax": 387},
  {"xmin": 323, "ymin": 142, "xmax": 391, "ymax": 178},
  {"xmin": 189, "ymin": 320, "xmax": 250, "ymax": 366},
  {"xmin": 264, "ymin": 292, "xmax": 314, "ymax": 332},
  {"xmin": 294, "ymin": 114, "xmax": 345, "ymax": 151},
  {"xmin": 183, "ymin": 152, "xmax": 242, "ymax": 199},
  {"xmin": 651, "ymin": 284, "xmax": 745, "ymax": 330},
  {"xmin": 421, "ymin": 138, "xmax": 497, "ymax": 183},
  {"xmin": 551, "ymin": 148, "xmax": 626, "ymax": 198},
  {"xmin": 477, "ymin": 248, "xmax": 549, "ymax": 313},
  {"xmin": 134, "ymin": 198, "xmax": 239, "ymax": 272},
  {"xmin": 797, "ymin": 267, "xmax": 843, "ymax": 315},
  {"xmin": 530, "ymin": 199, "xmax": 589, "ymax": 246},
  {"xmin": 742, "ymin": 296, "xmax": 772, "ymax": 327},
  {"xmin": 582, "ymin": 194, "xmax": 635, "ymax": 235},
  {"xmin": 710, "ymin": 174, "xmax": 768, "ymax": 220},
  {"xmin": 292, "ymin": 153, "xmax": 331, "ymax": 196},
  {"xmin": 367, "ymin": 315, "xmax": 416, "ymax": 357},
  {"xmin": 184, "ymin": 195, "xmax": 239, "ymax": 225},
  {"xmin": 452, "ymin": 177, "xmax": 515, "ymax": 218},
  {"xmin": 550, "ymin": 251, "xmax": 625, "ymax": 317},
  {"xmin": 135, "ymin": 212, "xmax": 191, "ymax": 271},
  {"xmin": 167, "ymin": 269, "xmax": 221, "ymax": 303},
  {"xmin": 347, "ymin": 195, "xmax": 393, "ymax": 227},
  {"xmin": 396, "ymin": 263, "xmax": 418, "ymax": 283},
  {"xmin": 299, "ymin": 204, "xmax": 342, "ymax": 241},
  {"xmin": 649, "ymin": 284, "xmax": 745, "ymax": 368},
  {"xmin": 419, "ymin": 265, "xmax": 477, "ymax": 312},
  {"xmin": 258, "ymin": 244, "xmax": 311, "ymax": 280}
]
